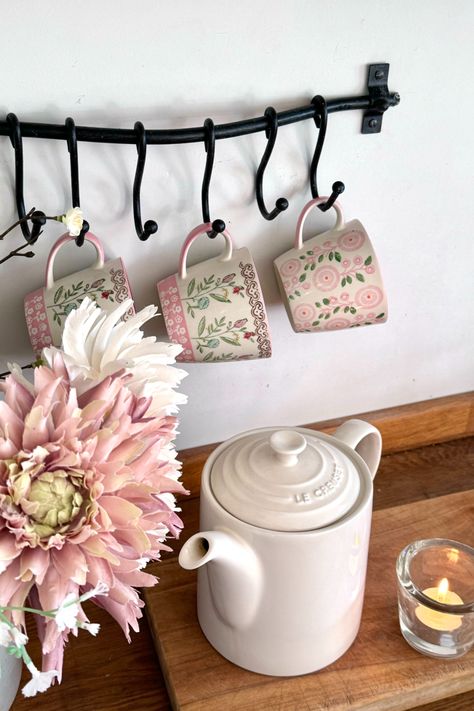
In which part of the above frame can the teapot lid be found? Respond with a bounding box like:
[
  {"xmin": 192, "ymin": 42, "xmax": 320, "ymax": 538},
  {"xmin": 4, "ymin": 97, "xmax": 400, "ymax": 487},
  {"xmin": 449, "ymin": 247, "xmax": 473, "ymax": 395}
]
[{"xmin": 209, "ymin": 427, "xmax": 364, "ymax": 532}]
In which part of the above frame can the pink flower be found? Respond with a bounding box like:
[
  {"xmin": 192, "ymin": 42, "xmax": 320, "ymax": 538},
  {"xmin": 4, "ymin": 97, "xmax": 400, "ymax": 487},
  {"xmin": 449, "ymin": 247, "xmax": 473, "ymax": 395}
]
[
  {"xmin": 280, "ymin": 259, "xmax": 300, "ymax": 277},
  {"xmin": 234, "ymin": 319, "xmax": 248, "ymax": 328},
  {"xmin": 365, "ymin": 265, "xmax": 375, "ymax": 274},
  {"xmin": 324, "ymin": 318, "xmax": 351, "ymax": 330},
  {"xmin": 294, "ymin": 303, "xmax": 316, "ymax": 322},
  {"xmin": 0, "ymin": 360, "xmax": 187, "ymax": 679},
  {"xmin": 313, "ymin": 266, "xmax": 339, "ymax": 292},
  {"xmin": 355, "ymin": 286, "xmax": 384, "ymax": 308},
  {"xmin": 342, "ymin": 259, "xmax": 351, "ymax": 268},
  {"xmin": 340, "ymin": 292, "xmax": 350, "ymax": 302},
  {"xmin": 337, "ymin": 230, "xmax": 365, "ymax": 251},
  {"xmin": 233, "ymin": 286, "xmax": 243, "ymax": 294},
  {"xmin": 353, "ymin": 256, "xmax": 363, "ymax": 266}
]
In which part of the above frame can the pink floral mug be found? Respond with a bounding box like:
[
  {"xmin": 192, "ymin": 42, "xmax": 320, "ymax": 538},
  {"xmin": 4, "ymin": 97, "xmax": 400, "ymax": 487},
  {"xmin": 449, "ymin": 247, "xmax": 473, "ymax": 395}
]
[
  {"xmin": 24, "ymin": 232, "xmax": 135, "ymax": 355},
  {"xmin": 157, "ymin": 222, "xmax": 272, "ymax": 362},
  {"xmin": 273, "ymin": 198, "xmax": 388, "ymax": 333}
]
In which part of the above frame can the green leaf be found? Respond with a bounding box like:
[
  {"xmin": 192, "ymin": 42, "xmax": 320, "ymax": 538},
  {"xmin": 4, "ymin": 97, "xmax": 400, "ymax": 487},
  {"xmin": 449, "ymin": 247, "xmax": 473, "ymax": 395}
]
[
  {"xmin": 203, "ymin": 352, "xmax": 213, "ymax": 361},
  {"xmin": 346, "ymin": 275, "xmax": 352, "ymax": 284},
  {"xmin": 54, "ymin": 286, "xmax": 64, "ymax": 304},
  {"xmin": 299, "ymin": 255, "xmax": 305, "ymax": 260},
  {"xmin": 197, "ymin": 317, "xmax": 206, "ymax": 336},
  {"xmin": 329, "ymin": 251, "xmax": 334, "ymax": 261},
  {"xmin": 222, "ymin": 336, "xmax": 240, "ymax": 346},
  {"xmin": 315, "ymin": 301, "xmax": 321, "ymax": 308},
  {"xmin": 324, "ymin": 313, "xmax": 330, "ymax": 319},
  {"xmin": 376, "ymin": 313, "xmax": 385, "ymax": 319},
  {"xmin": 322, "ymin": 298, "xmax": 330, "ymax": 305},
  {"xmin": 364, "ymin": 255, "xmax": 372, "ymax": 266},
  {"xmin": 356, "ymin": 272, "xmax": 365, "ymax": 282},
  {"xmin": 210, "ymin": 293, "xmax": 231, "ymax": 303},
  {"xmin": 333, "ymin": 306, "xmax": 340, "ymax": 314},
  {"xmin": 187, "ymin": 278, "xmax": 196, "ymax": 296},
  {"xmin": 341, "ymin": 278, "xmax": 346, "ymax": 287},
  {"xmin": 299, "ymin": 273, "xmax": 306, "ymax": 283},
  {"xmin": 350, "ymin": 307, "xmax": 357, "ymax": 314},
  {"xmin": 335, "ymin": 252, "xmax": 342, "ymax": 262},
  {"xmin": 304, "ymin": 264, "xmax": 309, "ymax": 271},
  {"xmin": 295, "ymin": 290, "xmax": 301, "ymax": 296},
  {"xmin": 289, "ymin": 294, "xmax": 294, "ymax": 300},
  {"xmin": 312, "ymin": 320, "xmax": 320, "ymax": 327},
  {"xmin": 318, "ymin": 254, "xmax": 324, "ymax": 263},
  {"xmin": 310, "ymin": 263, "xmax": 316, "ymax": 271},
  {"xmin": 306, "ymin": 250, "xmax": 314, "ymax": 256},
  {"xmin": 344, "ymin": 306, "xmax": 350, "ymax": 313}
]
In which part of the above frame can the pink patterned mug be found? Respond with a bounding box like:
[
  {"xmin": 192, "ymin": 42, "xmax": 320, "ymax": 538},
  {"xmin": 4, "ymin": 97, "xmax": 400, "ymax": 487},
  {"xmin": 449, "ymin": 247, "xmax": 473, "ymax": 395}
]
[
  {"xmin": 24, "ymin": 232, "xmax": 135, "ymax": 355},
  {"xmin": 274, "ymin": 198, "xmax": 388, "ymax": 333},
  {"xmin": 157, "ymin": 222, "xmax": 272, "ymax": 362}
]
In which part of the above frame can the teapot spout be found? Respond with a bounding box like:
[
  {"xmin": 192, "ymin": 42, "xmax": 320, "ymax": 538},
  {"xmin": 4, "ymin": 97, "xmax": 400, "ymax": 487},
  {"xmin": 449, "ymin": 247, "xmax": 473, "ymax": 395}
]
[{"xmin": 179, "ymin": 530, "xmax": 262, "ymax": 629}]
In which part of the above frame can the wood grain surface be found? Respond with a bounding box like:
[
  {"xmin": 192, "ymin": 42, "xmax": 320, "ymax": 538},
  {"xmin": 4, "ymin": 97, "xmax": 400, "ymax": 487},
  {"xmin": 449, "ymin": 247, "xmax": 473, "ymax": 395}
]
[
  {"xmin": 9, "ymin": 393, "xmax": 474, "ymax": 711},
  {"xmin": 146, "ymin": 491, "xmax": 474, "ymax": 711}
]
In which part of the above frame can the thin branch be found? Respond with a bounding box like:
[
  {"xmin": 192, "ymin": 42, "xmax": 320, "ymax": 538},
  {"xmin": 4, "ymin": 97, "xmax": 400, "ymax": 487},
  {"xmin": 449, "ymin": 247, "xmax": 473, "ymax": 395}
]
[
  {"xmin": 0, "ymin": 242, "xmax": 36, "ymax": 265},
  {"xmin": 0, "ymin": 361, "xmax": 38, "ymax": 379},
  {"xmin": 0, "ymin": 207, "xmax": 37, "ymax": 240}
]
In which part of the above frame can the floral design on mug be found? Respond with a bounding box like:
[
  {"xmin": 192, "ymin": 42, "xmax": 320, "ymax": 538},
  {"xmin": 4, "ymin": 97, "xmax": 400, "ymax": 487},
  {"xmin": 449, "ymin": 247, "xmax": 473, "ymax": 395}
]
[
  {"xmin": 192, "ymin": 315, "xmax": 255, "ymax": 357},
  {"xmin": 280, "ymin": 258, "xmax": 301, "ymax": 277},
  {"xmin": 294, "ymin": 303, "xmax": 316, "ymax": 324},
  {"xmin": 182, "ymin": 273, "xmax": 244, "ymax": 318},
  {"xmin": 47, "ymin": 278, "xmax": 109, "ymax": 326},
  {"xmin": 354, "ymin": 285, "xmax": 384, "ymax": 309},
  {"xmin": 337, "ymin": 230, "xmax": 365, "ymax": 251},
  {"xmin": 339, "ymin": 255, "xmax": 374, "ymax": 288},
  {"xmin": 312, "ymin": 265, "xmax": 340, "ymax": 292}
]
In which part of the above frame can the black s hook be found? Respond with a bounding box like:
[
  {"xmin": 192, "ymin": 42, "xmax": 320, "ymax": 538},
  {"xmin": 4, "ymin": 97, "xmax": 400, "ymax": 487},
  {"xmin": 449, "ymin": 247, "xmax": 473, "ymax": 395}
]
[
  {"xmin": 133, "ymin": 121, "xmax": 158, "ymax": 241},
  {"xmin": 65, "ymin": 117, "xmax": 89, "ymax": 247},
  {"xmin": 256, "ymin": 107, "xmax": 289, "ymax": 221},
  {"xmin": 202, "ymin": 118, "xmax": 225, "ymax": 239},
  {"xmin": 310, "ymin": 96, "xmax": 345, "ymax": 211},
  {"xmin": 6, "ymin": 113, "xmax": 45, "ymax": 243}
]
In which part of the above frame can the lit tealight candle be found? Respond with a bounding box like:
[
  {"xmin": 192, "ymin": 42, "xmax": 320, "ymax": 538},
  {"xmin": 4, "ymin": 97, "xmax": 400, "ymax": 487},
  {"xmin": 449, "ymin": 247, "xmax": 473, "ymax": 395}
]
[{"xmin": 415, "ymin": 577, "xmax": 464, "ymax": 631}]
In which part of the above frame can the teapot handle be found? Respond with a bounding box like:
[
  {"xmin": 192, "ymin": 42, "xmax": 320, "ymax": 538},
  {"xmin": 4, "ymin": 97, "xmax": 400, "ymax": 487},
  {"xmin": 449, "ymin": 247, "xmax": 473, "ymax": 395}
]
[{"xmin": 332, "ymin": 419, "xmax": 382, "ymax": 480}]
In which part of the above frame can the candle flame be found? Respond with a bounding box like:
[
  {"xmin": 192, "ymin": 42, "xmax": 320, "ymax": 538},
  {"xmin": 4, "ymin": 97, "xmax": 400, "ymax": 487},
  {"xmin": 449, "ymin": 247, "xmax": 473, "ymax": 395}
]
[{"xmin": 438, "ymin": 577, "xmax": 449, "ymax": 602}]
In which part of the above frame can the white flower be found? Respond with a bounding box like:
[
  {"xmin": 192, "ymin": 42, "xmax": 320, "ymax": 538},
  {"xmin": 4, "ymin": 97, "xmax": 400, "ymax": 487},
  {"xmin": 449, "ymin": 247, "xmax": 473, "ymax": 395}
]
[
  {"xmin": 43, "ymin": 297, "xmax": 187, "ymax": 418},
  {"xmin": 0, "ymin": 620, "xmax": 28, "ymax": 648},
  {"xmin": 54, "ymin": 593, "xmax": 79, "ymax": 632},
  {"xmin": 61, "ymin": 207, "xmax": 83, "ymax": 237},
  {"xmin": 79, "ymin": 622, "xmax": 100, "ymax": 636},
  {"xmin": 79, "ymin": 582, "xmax": 110, "ymax": 602},
  {"xmin": 22, "ymin": 667, "xmax": 59, "ymax": 697}
]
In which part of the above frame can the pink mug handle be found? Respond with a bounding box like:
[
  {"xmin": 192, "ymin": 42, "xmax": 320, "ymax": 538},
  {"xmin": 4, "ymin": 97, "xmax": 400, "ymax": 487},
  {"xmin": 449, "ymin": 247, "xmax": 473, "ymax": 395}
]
[
  {"xmin": 179, "ymin": 222, "xmax": 233, "ymax": 280},
  {"xmin": 45, "ymin": 232, "xmax": 105, "ymax": 290},
  {"xmin": 294, "ymin": 197, "xmax": 344, "ymax": 250}
]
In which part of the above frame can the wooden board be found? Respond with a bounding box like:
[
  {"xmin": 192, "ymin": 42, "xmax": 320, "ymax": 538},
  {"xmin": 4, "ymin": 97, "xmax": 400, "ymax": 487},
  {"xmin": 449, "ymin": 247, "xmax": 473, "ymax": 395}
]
[
  {"xmin": 178, "ymin": 392, "xmax": 474, "ymax": 499},
  {"xmin": 146, "ymin": 490, "xmax": 474, "ymax": 711}
]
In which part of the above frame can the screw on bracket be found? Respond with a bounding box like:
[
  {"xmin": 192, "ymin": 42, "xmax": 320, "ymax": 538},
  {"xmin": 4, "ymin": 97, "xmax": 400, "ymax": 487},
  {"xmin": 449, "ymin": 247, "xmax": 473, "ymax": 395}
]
[{"xmin": 361, "ymin": 63, "xmax": 398, "ymax": 134}]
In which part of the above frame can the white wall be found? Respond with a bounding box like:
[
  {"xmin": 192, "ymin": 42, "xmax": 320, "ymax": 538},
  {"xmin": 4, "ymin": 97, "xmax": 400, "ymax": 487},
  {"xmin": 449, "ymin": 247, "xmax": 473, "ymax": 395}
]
[{"xmin": 1, "ymin": 0, "xmax": 473, "ymax": 449}]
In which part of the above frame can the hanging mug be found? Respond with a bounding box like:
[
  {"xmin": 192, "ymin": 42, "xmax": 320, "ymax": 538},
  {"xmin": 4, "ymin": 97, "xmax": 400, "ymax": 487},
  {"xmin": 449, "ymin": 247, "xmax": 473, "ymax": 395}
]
[
  {"xmin": 24, "ymin": 233, "xmax": 135, "ymax": 355},
  {"xmin": 157, "ymin": 223, "xmax": 272, "ymax": 362},
  {"xmin": 273, "ymin": 198, "xmax": 388, "ymax": 333}
]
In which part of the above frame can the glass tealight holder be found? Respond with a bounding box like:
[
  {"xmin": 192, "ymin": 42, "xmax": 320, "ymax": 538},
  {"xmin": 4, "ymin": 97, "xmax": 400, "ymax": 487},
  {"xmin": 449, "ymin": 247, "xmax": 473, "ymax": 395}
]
[{"xmin": 396, "ymin": 538, "xmax": 474, "ymax": 658}]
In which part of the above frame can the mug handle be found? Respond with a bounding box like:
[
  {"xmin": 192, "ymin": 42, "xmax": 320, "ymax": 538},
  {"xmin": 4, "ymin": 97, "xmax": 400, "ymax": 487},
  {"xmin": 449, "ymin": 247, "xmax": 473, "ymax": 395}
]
[
  {"xmin": 46, "ymin": 232, "xmax": 105, "ymax": 290},
  {"xmin": 179, "ymin": 222, "xmax": 233, "ymax": 280},
  {"xmin": 294, "ymin": 197, "xmax": 344, "ymax": 250}
]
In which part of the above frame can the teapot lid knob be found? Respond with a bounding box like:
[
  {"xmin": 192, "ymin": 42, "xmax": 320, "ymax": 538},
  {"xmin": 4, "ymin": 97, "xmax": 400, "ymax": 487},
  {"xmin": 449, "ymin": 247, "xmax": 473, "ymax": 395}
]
[{"xmin": 270, "ymin": 430, "xmax": 307, "ymax": 467}]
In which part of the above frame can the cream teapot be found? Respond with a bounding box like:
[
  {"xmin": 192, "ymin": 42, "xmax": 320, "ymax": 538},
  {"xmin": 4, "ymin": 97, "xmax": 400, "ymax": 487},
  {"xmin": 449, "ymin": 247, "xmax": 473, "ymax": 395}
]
[{"xmin": 179, "ymin": 420, "xmax": 382, "ymax": 676}]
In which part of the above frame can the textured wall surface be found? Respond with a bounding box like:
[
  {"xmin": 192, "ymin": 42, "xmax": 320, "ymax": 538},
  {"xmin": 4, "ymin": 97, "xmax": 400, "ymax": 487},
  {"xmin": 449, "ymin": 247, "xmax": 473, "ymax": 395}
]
[{"xmin": 1, "ymin": 0, "xmax": 472, "ymax": 448}]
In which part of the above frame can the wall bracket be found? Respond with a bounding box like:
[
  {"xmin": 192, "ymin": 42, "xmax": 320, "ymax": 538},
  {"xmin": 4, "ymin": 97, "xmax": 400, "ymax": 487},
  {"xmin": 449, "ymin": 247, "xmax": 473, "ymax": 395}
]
[{"xmin": 362, "ymin": 63, "xmax": 400, "ymax": 134}]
